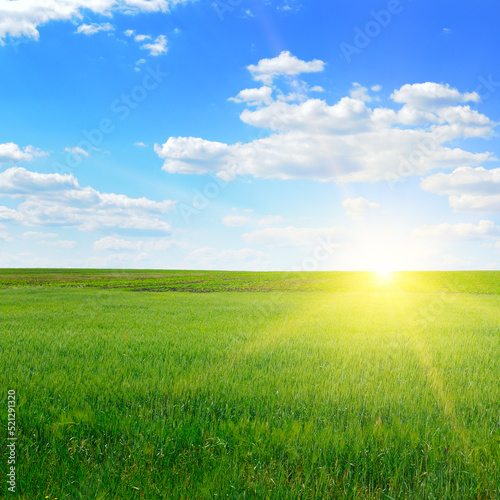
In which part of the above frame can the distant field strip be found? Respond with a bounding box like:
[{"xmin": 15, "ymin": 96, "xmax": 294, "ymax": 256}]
[{"xmin": 1, "ymin": 269, "xmax": 500, "ymax": 293}]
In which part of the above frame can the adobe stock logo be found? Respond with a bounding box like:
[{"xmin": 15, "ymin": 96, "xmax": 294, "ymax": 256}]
[{"xmin": 340, "ymin": 0, "xmax": 405, "ymax": 64}]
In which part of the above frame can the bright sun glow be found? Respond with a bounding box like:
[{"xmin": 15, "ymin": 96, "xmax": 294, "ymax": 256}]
[
  {"xmin": 338, "ymin": 227, "xmax": 425, "ymax": 273},
  {"xmin": 376, "ymin": 268, "xmax": 392, "ymax": 280}
]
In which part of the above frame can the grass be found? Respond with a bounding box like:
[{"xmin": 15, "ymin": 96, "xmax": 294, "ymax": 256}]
[
  {"xmin": 0, "ymin": 270, "xmax": 499, "ymax": 499},
  {"xmin": 1, "ymin": 268, "xmax": 500, "ymax": 293}
]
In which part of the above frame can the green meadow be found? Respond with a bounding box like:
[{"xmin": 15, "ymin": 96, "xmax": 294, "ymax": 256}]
[{"xmin": 0, "ymin": 270, "xmax": 499, "ymax": 499}]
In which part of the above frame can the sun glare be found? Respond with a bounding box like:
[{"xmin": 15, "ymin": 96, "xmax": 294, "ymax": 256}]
[{"xmin": 376, "ymin": 268, "xmax": 392, "ymax": 280}]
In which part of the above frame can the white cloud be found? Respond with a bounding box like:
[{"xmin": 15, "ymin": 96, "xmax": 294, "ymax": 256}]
[
  {"xmin": 40, "ymin": 240, "xmax": 77, "ymax": 248},
  {"xmin": 134, "ymin": 58, "xmax": 147, "ymax": 71},
  {"xmin": 141, "ymin": 35, "xmax": 167, "ymax": 56},
  {"xmin": 23, "ymin": 231, "xmax": 59, "ymax": 239},
  {"xmin": 412, "ymin": 220, "xmax": 500, "ymax": 241},
  {"xmin": 258, "ymin": 215, "xmax": 284, "ymax": 226},
  {"xmin": 0, "ymin": 143, "xmax": 47, "ymax": 164},
  {"xmin": 238, "ymin": 97, "xmax": 371, "ymax": 132},
  {"xmin": 0, "ymin": 167, "xmax": 175, "ymax": 233},
  {"xmin": 422, "ymin": 166, "xmax": 500, "ymax": 195},
  {"xmin": 134, "ymin": 141, "xmax": 147, "ymax": 147},
  {"xmin": 342, "ymin": 197, "xmax": 380, "ymax": 220},
  {"xmin": 247, "ymin": 51, "xmax": 325, "ymax": 85},
  {"xmin": 449, "ymin": 195, "xmax": 500, "ymax": 212},
  {"xmin": 76, "ymin": 23, "xmax": 114, "ymax": 35},
  {"xmin": 0, "ymin": 1, "xmax": 183, "ymax": 42},
  {"xmin": 120, "ymin": 0, "xmax": 173, "ymax": 13},
  {"xmin": 0, "ymin": 223, "xmax": 11, "ymax": 242},
  {"xmin": 93, "ymin": 236, "xmax": 186, "ymax": 252},
  {"xmin": 391, "ymin": 82, "xmax": 480, "ymax": 110},
  {"xmin": 155, "ymin": 77, "xmax": 496, "ymax": 183},
  {"xmin": 422, "ymin": 166, "xmax": 500, "ymax": 212},
  {"xmin": 0, "ymin": 167, "xmax": 78, "ymax": 194},
  {"xmin": 222, "ymin": 215, "xmax": 249, "ymax": 227},
  {"xmin": 154, "ymin": 137, "xmax": 231, "ymax": 175},
  {"xmin": 276, "ymin": 0, "xmax": 301, "ymax": 13},
  {"xmin": 349, "ymin": 83, "xmax": 373, "ymax": 102},
  {"xmin": 242, "ymin": 226, "xmax": 347, "ymax": 247},
  {"xmin": 185, "ymin": 247, "xmax": 270, "ymax": 270},
  {"xmin": 64, "ymin": 146, "xmax": 89, "ymax": 158},
  {"xmin": 229, "ymin": 86, "xmax": 273, "ymax": 106},
  {"xmin": 125, "ymin": 31, "xmax": 166, "ymax": 60},
  {"xmin": 0, "ymin": 206, "xmax": 22, "ymax": 222}
]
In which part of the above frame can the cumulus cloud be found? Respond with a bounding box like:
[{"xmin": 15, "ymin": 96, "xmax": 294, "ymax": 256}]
[
  {"xmin": 341, "ymin": 197, "xmax": 380, "ymax": 220},
  {"xmin": 277, "ymin": 0, "xmax": 301, "ymax": 13},
  {"xmin": 76, "ymin": 23, "xmax": 114, "ymax": 35},
  {"xmin": 449, "ymin": 195, "xmax": 500, "ymax": 212},
  {"xmin": 0, "ymin": 1, "xmax": 183, "ymax": 42},
  {"xmin": 155, "ymin": 67, "xmax": 496, "ymax": 183},
  {"xmin": 238, "ymin": 97, "xmax": 372, "ymax": 132},
  {"xmin": 141, "ymin": 35, "xmax": 167, "ymax": 56},
  {"xmin": 247, "ymin": 51, "xmax": 325, "ymax": 85},
  {"xmin": 0, "ymin": 143, "xmax": 47, "ymax": 164},
  {"xmin": 154, "ymin": 137, "xmax": 231, "ymax": 175},
  {"xmin": 93, "ymin": 236, "xmax": 186, "ymax": 252},
  {"xmin": 258, "ymin": 215, "xmax": 285, "ymax": 226},
  {"xmin": 184, "ymin": 247, "xmax": 270, "ymax": 270},
  {"xmin": 134, "ymin": 58, "xmax": 147, "ymax": 71},
  {"xmin": 350, "ymin": 83, "xmax": 375, "ymax": 102},
  {"xmin": 124, "ymin": 31, "xmax": 166, "ymax": 60},
  {"xmin": 40, "ymin": 240, "xmax": 78, "ymax": 248},
  {"xmin": 222, "ymin": 215, "xmax": 249, "ymax": 227},
  {"xmin": 391, "ymin": 82, "xmax": 480, "ymax": 110},
  {"xmin": 0, "ymin": 167, "xmax": 78, "ymax": 194},
  {"xmin": 23, "ymin": 231, "xmax": 59, "ymax": 239},
  {"xmin": 64, "ymin": 146, "xmax": 89, "ymax": 158},
  {"xmin": 0, "ymin": 223, "xmax": 11, "ymax": 242},
  {"xmin": 422, "ymin": 166, "xmax": 500, "ymax": 195},
  {"xmin": 229, "ymin": 86, "xmax": 273, "ymax": 106},
  {"xmin": 0, "ymin": 167, "xmax": 175, "ymax": 233},
  {"xmin": 242, "ymin": 226, "xmax": 347, "ymax": 247},
  {"xmin": 422, "ymin": 166, "xmax": 500, "ymax": 212},
  {"xmin": 412, "ymin": 220, "xmax": 500, "ymax": 241}
]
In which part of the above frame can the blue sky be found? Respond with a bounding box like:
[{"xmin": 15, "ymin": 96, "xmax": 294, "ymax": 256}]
[{"xmin": 1, "ymin": 0, "xmax": 500, "ymax": 271}]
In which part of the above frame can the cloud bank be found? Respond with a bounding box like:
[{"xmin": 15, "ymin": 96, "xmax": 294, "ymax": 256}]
[
  {"xmin": 0, "ymin": 167, "xmax": 176, "ymax": 233},
  {"xmin": 0, "ymin": 0, "xmax": 187, "ymax": 42},
  {"xmin": 155, "ymin": 53, "xmax": 496, "ymax": 183}
]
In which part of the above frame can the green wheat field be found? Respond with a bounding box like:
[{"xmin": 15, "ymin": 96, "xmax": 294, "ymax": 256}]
[{"xmin": 1, "ymin": 270, "xmax": 499, "ymax": 499}]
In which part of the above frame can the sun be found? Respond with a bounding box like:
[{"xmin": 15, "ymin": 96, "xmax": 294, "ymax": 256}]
[
  {"xmin": 341, "ymin": 226, "xmax": 423, "ymax": 274},
  {"xmin": 376, "ymin": 267, "xmax": 392, "ymax": 280}
]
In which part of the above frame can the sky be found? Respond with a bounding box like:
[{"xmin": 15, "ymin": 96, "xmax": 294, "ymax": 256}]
[{"xmin": 1, "ymin": 0, "xmax": 500, "ymax": 271}]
